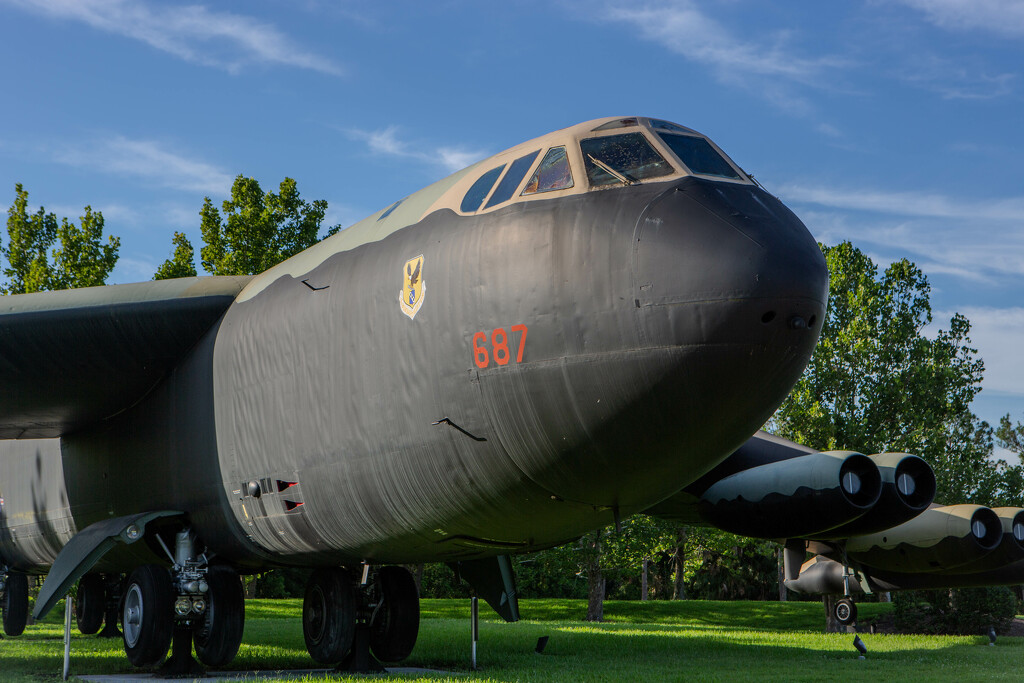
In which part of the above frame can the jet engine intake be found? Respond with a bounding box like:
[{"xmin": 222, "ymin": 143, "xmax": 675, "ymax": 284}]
[
  {"xmin": 695, "ymin": 451, "xmax": 881, "ymax": 538},
  {"xmin": 817, "ymin": 453, "xmax": 936, "ymax": 538},
  {"xmin": 845, "ymin": 504, "xmax": 1002, "ymax": 574}
]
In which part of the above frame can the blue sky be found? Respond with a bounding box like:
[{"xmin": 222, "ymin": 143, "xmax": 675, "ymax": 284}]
[{"xmin": 1, "ymin": 0, "xmax": 1022, "ymax": 433}]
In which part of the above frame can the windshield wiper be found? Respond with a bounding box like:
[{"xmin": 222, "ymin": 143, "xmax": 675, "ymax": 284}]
[{"xmin": 587, "ymin": 154, "xmax": 634, "ymax": 186}]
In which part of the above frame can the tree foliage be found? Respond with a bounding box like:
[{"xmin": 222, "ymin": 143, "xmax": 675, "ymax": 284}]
[
  {"xmin": 2, "ymin": 183, "xmax": 119, "ymax": 293},
  {"xmin": 153, "ymin": 231, "xmax": 197, "ymax": 280},
  {"xmin": 997, "ymin": 414, "xmax": 1024, "ymax": 458},
  {"xmin": 154, "ymin": 175, "xmax": 339, "ymax": 279},
  {"xmin": 770, "ymin": 241, "xmax": 1016, "ymax": 505}
]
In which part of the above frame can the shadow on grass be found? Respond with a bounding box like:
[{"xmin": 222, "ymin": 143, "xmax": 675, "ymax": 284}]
[{"xmin": 2, "ymin": 600, "xmax": 1020, "ymax": 682}]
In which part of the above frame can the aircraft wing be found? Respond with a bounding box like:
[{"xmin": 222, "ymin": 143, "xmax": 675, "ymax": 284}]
[{"xmin": 0, "ymin": 276, "xmax": 251, "ymax": 439}]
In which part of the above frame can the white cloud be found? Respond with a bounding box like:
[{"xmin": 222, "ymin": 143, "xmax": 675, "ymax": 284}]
[
  {"xmin": 891, "ymin": 51, "xmax": 1016, "ymax": 100},
  {"xmin": 348, "ymin": 126, "xmax": 488, "ymax": 173},
  {"xmin": 777, "ymin": 183, "xmax": 1024, "ymax": 222},
  {"xmin": 896, "ymin": 0, "xmax": 1024, "ymax": 39},
  {"xmin": 110, "ymin": 255, "xmax": 160, "ymax": 284},
  {"xmin": 3, "ymin": 0, "xmax": 342, "ymax": 75},
  {"xmin": 601, "ymin": 2, "xmax": 839, "ymax": 82},
  {"xmin": 53, "ymin": 136, "xmax": 234, "ymax": 195},
  {"xmin": 787, "ymin": 187, "xmax": 1024, "ymax": 286},
  {"xmin": 591, "ymin": 0, "xmax": 847, "ymax": 116},
  {"xmin": 46, "ymin": 202, "xmax": 141, "ymax": 225}
]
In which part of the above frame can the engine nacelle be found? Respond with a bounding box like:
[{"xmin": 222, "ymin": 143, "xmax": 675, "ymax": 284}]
[
  {"xmin": 819, "ymin": 452, "xmax": 935, "ymax": 538},
  {"xmin": 845, "ymin": 504, "xmax": 1002, "ymax": 573},
  {"xmin": 939, "ymin": 507, "xmax": 1024, "ymax": 574},
  {"xmin": 695, "ymin": 451, "xmax": 881, "ymax": 538}
]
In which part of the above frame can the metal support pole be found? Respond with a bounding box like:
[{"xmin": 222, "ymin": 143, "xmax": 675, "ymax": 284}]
[
  {"xmin": 470, "ymin": 596, "xmax": 479, "ymax": 670},
  {"xmin": 63, "ymin": 596, "xmax": 72, "ymax": 681}
]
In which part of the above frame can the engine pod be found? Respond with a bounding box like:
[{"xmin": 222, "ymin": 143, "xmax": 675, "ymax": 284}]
[
  {"xmin": 845, "ymin": 504, "xmax": 1002, "ymax": 573},
  {"xmin": 818, "ymin": 452, "xmax": 936, "ymax": 538},
  {"xmin": 695, "ymin": 451, "xmax": 881, "ymax": 538}
]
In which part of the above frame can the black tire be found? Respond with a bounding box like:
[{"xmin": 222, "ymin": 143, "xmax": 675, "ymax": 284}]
[
  {"xmin": 2, "ymin": 571, "xmax": 29, "ymax": 636},
  {"xmin": 303, "ymin": 568, "xmax": 356, "ymax": 664},
  {"xmin": 834, "ymin": 597, "xmax": 857, "ymax": 626},
  {"xmin": 369, "ymin": 565, "xmax": 420, "ymax": 662},
  {"xmin": 193, "ymin": 566, "xmax": 245, "ymax": 668},
  {"xmin": 121, "ymin": 565, "xmax": 174, "ymax": 668},
  {"xmin": 76, "ymin": 574, "xmax": 106, "ymax": 635}
]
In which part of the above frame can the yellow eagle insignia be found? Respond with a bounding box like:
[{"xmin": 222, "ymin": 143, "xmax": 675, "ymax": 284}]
[{"xmin": 399, "ymin": 254, "xmax": 425, "ymax": 320}]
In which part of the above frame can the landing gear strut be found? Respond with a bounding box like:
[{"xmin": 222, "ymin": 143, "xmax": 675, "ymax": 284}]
[
  {"xmin": 834, "ymin": 554, "xmax": 858, "ymax": 627},
  {"xmin": 120, "ymin": 528, "xmax": 245, "ymax": 672},
  {"xmin": 98, "ymin": 574, "xmax": 124, "ymax": 638}
]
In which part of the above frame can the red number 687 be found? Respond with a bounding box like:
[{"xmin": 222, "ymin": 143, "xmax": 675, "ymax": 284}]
[{"xmin": 472, "ymin": 324, "xmax": 528, "ymax": 369}]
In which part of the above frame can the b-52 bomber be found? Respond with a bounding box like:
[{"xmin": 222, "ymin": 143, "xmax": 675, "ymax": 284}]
[{"xmin": 0, "ymin": 116, "xmax": 1018, "ymax": 672}]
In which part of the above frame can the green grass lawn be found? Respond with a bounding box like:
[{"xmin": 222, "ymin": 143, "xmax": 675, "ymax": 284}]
[{"xmin": 1, "ymin": 598, "xmax": 1019, "ymax": 681}]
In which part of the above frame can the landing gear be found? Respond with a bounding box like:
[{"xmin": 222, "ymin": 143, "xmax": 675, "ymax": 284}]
[
  {"xmin": 97, "ymin": 574, "xmax": 124, "ymax": 638},
  {"xmin": 834, "ymin": 597, "xmax": 857, "ymax": 626},
  {"xmin": 301, "ymin": 565, "xmax": 420, "ymax": 671},
  {"xmin": 2, "ymin": 570, "xmax": 29, "ymax": 636},
  {"xmin": 76, "ymin": 573, "xmax": 106, "ymax": 635},
  {"xmin": 303, "ymin": 568, "xmax": 356, "ymax": 664},
  {"xmin": 122, "ymin": 564, "xmax": 174, "ymax": 667},
  {"xmin": 370, "ymin": 566, "xmax": 420, "ymax": 662},
  {"xmin": 193, "ymin": 566, "xmax": 245, "ymax": 667}
]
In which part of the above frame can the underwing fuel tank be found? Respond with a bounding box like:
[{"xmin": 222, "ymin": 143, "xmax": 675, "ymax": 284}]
[{"xmin": 845, "ymin": 504, "xmax": 1003, "ymax": 573}]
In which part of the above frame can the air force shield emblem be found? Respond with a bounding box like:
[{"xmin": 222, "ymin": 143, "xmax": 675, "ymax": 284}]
[{"xmin": 399, "ymin": 254, "xmax": 425, "ymax": 320}]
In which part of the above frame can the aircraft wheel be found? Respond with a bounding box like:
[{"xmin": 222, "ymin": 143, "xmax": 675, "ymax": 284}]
[
  {"xmin": 369, "ymin": 565, "xmax": 420, "ymax": 662},
  {"xmin": 2, "ymin": 571, "xmax": 29, "ymax": 636},
  {"xmin": 193, "ymin": 566, "xmax": 245, "ymax": 667},
  {"xmin": 121, "ymin": 565, "xmax": 174, "ymax": 667},
  {"xmin": 76, "ymin": 573, "xmax": 106, "ymax": 635},
  {"xmin": 834, "ymin": 597, "xmax": 857, "ymax": 626},
  {"xmin": 303, "ymin": 568, "xmax": 356, "ymax": 664}
]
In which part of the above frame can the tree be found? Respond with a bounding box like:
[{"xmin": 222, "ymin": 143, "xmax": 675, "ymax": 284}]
[
  {"xmin": 997, "ymin": 414, "xmax": 1024, "ymax": 456},
  {"xmin": 3, "ymin": 184, "xmax": 119, "ymax": 294},
  {"xmin": 770, "ymin": 241, "xmax": 996, "ymax": 503},
  {"xmin": 154, "ymin": 175, "xmax": 339, "ymax": 279},
  {"xmin": 769, "ymin": 241, "xmax": 1024, "ymax": 631},
  {"xmin": 153, "ymin": 231, "xmax": 197, "ymax": 280}
]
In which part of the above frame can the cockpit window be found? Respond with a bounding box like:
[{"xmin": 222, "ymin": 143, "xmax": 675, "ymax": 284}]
[
  {"xmin": 592, "ymin": 118, "xmax": 639, "ymax": 131},
  {"xmin": 484, "ymin": 150, "xmax": 540, "ymax": 209},
  {"xmin": 580, "ymin": 133, "xmax": 674, "ymax": 187},
  {"xmin": 377, "ymin": 199, "xmax": 403, "ymax": 221},
  {"xmin": 522, "ymin": 146, "xmax": 574, "ymax": 195},
  {"xmin": 656, "ymin": 133, "xmax": 741, "ymax": 179},
  {"xmin": 461, "ymin": 165, "xmax": 505, "ymax": 213},
  {"xmin": 649, "ymin": 119, "xmax": 697, "ymax": 135}
]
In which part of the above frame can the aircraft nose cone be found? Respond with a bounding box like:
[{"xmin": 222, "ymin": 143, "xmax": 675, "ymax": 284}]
[
  {"xmin": 480, "ymin": 178, "xmax": 828, "ymax": 513},
  {"xmin": 633, "ymin": 177, "xmax": 827, "ymax": 327}
]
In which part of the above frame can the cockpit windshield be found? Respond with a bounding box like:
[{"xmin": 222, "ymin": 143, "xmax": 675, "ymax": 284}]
[
  {"xmin": 580, "ymin": 133, "xmax": 674, "ymax": 187},
  {"xmin": 656, "ymin": 132, "xmax": 742, "ymax": 180}
]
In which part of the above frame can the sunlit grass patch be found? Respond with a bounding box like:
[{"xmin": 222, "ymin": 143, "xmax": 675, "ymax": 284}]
[{"xmin": 1, "ymin": 598, "xmax": 1021, "ymax": 682}]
